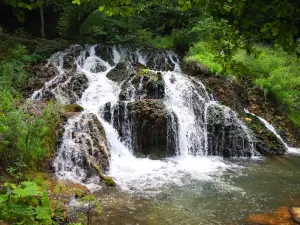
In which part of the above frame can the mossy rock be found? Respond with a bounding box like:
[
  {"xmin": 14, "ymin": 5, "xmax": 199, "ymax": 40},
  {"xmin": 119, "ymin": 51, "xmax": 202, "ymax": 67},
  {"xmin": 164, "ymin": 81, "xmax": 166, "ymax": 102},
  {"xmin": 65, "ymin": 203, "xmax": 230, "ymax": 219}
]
[
  {"xmin": 61, "ymin": 104, "xmax": 84, "ymax": 113},
  {"xmin": 243, "ymin": 114, "xmax": 287, "ymax": 155}
]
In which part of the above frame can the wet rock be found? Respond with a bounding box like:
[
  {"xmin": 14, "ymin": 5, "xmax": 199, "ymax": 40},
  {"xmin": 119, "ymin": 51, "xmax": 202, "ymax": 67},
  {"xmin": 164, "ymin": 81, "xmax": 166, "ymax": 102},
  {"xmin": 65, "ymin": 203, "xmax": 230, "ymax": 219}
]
[
  {"xmin": 291, "ymin": 207, "xmax": 300, "ymax": 224},
  {"xmin": 243, "ymin": 114, "xmax": 286, "ymax": 155},
  {"xmin": 103, "ymin": 102, "xmax": 112, "ymax": 123},
  {"xmin": 119, "ymin": 69, "xmax": 165, "ymax": 100},
  {"xmin": 146, "ymin": 51, "xmax": 176, "ymax": 71},
  {"xmin": 206, "ymin": 103, "xmax": 253, "ymax": 157},
  {"xmin": 182, "ymin": 59, "xmax": 210, "ymax": 76},
  {"xmin": 35, "ymin": 72, "xmax": 89, "ymax": 104},
  {"xmin": 107, "ymin": 62, "xmax": 130, "ymax": 83},
  {"xmin": 25, "ymin": 63, "xmax": 59, "ymax": 97},
  {"xmin": 94, "ymin": 45, "xmax": 115, "ymax": 66},
  {"xmin": 68, "ymin": 113, "xmax": 110, "ymax": 174},
  {"xmin": 246, "ymin": 206, "xmax": 295, "ymax": 225},
  {"xmin": 111, "ymin": 100, "xmax": 176, "ymax": 158},
  {"xmin": 63, "ymin": 45, "xmax": 83, "ymax": 70},
  {"xmin": 127, "ymin": 100, "xmax": 171, "ymax": 158}
]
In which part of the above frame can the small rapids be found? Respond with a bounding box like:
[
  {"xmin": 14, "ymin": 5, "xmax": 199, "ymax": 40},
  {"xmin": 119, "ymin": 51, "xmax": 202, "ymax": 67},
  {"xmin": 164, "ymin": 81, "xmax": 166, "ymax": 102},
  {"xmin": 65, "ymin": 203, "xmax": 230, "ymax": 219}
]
[{"xmin": 33, "ymin": 44, "xmax": 261, "ymax": 194}]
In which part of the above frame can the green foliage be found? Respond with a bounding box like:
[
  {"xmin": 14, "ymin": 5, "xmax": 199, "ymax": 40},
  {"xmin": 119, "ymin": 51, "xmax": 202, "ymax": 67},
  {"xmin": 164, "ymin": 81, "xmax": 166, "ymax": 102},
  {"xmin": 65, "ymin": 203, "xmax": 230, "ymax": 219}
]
[
  {"xmin": 186, "ymin": 42, "xmax": 223, "ymax": 73},
  {"xmin": 0, "ymin": 91, "xmax": 60, "ymax": 173},
  {"xmin": 0, "ymin": 181, "xmax": 54, "ymax": 224}
]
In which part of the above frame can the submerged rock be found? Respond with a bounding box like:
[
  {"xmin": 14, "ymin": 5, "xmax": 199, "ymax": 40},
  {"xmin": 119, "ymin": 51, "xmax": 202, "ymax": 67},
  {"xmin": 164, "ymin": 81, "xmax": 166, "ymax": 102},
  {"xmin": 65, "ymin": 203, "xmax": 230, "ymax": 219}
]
[
  {"xmin": 246, "ymin": 206, "xmax": 295, "ymax": 225},
  {"xmin": 243, "ymin": 114, "xmax": 286, "ymax": 155},
  {"xmin": 291, "ymin": 207, "xmax": 300, "ymax": 224}
]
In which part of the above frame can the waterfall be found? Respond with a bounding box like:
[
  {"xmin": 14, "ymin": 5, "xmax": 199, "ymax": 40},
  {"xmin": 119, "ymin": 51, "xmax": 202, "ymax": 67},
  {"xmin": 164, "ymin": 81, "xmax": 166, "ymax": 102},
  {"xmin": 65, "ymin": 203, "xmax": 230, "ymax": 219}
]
[
  {"xmin": 32, "ymin": 44, "xmax": 259, "ymax": 193},
  {"xmin": 244, "ymin": 109, "xmax": 300, "ymax": 155}
]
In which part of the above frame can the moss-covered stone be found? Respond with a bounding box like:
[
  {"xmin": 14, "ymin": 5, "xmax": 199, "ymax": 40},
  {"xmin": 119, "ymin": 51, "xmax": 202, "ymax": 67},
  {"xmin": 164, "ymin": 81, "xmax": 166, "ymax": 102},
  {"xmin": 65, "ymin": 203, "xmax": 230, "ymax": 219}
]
[
  {"xmin": 243, "ymin": 114, "xmax": 287, "ymax": 155},
  {"xmin": 61, "ymin": 104, "xmax": 84, "ymax": 113}
]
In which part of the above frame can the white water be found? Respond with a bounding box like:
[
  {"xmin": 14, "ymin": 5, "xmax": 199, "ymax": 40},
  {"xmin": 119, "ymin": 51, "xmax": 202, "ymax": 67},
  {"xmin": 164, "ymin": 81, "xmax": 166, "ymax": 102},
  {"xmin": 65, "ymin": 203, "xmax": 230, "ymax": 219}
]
[
  {"xmin": 244, "ymin": 109, "xmax": 300, "ymax": 155},
  {"xmin": 33, "ymin": 45, "xmax": 260, "ymax": 194}
]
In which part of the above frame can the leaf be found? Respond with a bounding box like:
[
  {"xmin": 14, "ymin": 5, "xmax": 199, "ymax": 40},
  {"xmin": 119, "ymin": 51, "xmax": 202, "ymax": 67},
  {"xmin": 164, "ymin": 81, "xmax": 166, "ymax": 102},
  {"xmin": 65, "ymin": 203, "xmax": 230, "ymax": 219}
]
[
  {"xmin": 72, "ymin": 0, "xmax": 81, "ymax": 5},
  {"xmin": 41, "ymin": 192, "xmax": 50, "ymax": 208},
  {"xmin": 12, "ymin": 181, "xmax": 39, "ymax": 197},
  {"xmin": 35, "ymin": 206, "xmax": 52, "ymax": 220},
  {"xmin": 0, "ymin": 194, "xmax": 8, "ymax": 203}
]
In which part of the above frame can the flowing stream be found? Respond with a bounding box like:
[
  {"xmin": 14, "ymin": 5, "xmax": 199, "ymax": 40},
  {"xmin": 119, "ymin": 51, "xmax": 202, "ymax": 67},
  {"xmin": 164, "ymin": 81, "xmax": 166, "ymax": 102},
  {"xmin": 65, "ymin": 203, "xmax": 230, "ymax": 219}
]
[{"xmin": 32, "ymin": 45, "xmax": 300, "ymax": 224}]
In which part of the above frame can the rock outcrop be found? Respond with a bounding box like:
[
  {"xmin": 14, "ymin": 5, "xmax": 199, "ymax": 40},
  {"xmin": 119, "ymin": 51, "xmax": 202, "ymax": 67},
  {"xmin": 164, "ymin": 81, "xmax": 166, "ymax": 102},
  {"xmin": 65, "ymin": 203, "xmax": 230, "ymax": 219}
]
[
  {"xmin": 119, "ymin": 69, "xmax": 165, "ymax": 100},
  {"xmin": 34, "ymin": 72, "xmax": 89, "ymax": 104},
  {"xmin": 243, "ymin": 114, "xmax": 286, "ymax": 155},
  {"xmin": 104, "ymin": 100, "xmax": 176, "ymax": 159},
  {"xmin": 183, "ymin": 59, "xmax": 300, "ymax": 149},
  {"xmin": 206, "ymin": 103, "xmax": 254, "ymax": 157}
]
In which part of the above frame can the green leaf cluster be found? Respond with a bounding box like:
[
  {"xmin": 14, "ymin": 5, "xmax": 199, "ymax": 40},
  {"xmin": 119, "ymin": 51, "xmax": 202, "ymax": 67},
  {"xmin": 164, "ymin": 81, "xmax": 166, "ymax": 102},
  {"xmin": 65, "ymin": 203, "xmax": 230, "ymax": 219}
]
[{"xmin": 0, "ymin": 181, "xmax": 54, "ymax": 224}]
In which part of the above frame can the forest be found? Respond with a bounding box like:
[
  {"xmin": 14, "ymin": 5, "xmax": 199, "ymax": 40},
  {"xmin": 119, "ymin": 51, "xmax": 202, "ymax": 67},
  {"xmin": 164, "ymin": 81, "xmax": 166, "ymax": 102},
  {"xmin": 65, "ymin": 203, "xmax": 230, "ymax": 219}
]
[{"xmin": 1, "ymin": 0, "xmax": 300, "ymax": 224}]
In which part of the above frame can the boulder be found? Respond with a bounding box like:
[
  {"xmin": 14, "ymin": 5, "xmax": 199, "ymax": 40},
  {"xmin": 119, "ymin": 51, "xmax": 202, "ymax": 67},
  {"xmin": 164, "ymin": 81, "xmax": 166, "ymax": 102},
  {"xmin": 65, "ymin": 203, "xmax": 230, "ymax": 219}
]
[
  {"xmin": 206, "ymin": 103, "xmax": 254, "ymax": 157},
  {"xmin": 62, "ymin": 45, "xmax": 83, "ymax": 70},
  {"xmin": 243, "ymin": 114, "xmax": 287, "ymax": 155},
  {"xmin": 182, "ymin": 59, "xmax": 210, "ymax": 76},
  {"xmin": 94, "ymin": 45, "xmax": 115, "ymax": 66},
  {"xmin": 75, "ymin": 113, "xmax": 110, "ymax": 172},
  {"xmin": 56, "ymin": 113, "xmax": 110, "ymax": 179},
  {"xmin": 106, "ymin": 100, "xmax": 176, "ymax": 158},
  {"xmin": 119, "ymin": 70, "xmax": 165, "ymax": 100},
  {"xmin": 107, "ymin": 62, "xmax": 129, "ymax": 83}
]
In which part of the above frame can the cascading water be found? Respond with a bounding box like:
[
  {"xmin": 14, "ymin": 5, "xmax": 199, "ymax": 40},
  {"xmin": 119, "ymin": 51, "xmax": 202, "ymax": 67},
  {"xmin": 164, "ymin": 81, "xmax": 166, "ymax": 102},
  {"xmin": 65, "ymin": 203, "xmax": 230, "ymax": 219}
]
[
  {"xmin": 32, "ymin": 44, "xmax": 259, "ymax": 193},
  {"xmin": 245, "ymin": 109, "xmax": 300, "ymax": 155}
]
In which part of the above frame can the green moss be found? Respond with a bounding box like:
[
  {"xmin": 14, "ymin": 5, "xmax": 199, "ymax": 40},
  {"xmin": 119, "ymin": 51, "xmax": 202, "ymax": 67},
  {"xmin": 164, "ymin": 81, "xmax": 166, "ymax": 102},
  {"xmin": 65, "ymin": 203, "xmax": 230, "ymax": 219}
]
[
  {"xmin": 61, "ymin": 104, "xmax": 84, "ymax": 113},
  {"xmin": 103, "ymin": 176, "xmax": 116, "ymax": 187}
]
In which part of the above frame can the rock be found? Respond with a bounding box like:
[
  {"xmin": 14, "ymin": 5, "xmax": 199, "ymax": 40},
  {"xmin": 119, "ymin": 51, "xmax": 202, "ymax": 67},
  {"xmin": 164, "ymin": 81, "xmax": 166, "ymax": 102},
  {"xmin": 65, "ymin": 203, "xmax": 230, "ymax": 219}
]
[
  {"xmin": 119, "ymin": 69, "xmax": 165, "ymax": 100},
  {"xmin": 275, "ymin": 206, "xmax": 292, "ymax": 220},
  {"xmin": 107, "ymin": 62, "xmax": 129, "ymax": 83},
  {"xmin": 110, "ymin": 100, "xmax": 176, "ymax": 158},
  {"xmin": 94, "ymin": 45, "xmax": 115, "ymax": 66},
  {"xmin": 35, "ymin": 72, "xmax": 89, "ymax": 104},
  {"xmin": 61, "ymin": 104, "xmax": 84, "ymax": 113},
  {"xmin": 69, "ymin": 113, "xmax": 110, "ymax": 174},
  {"xmin": 25, "ymin": 63, "xmax": 59, "ymax": 97},
  {"xmin": 206, "ymin": 103, "xmax": 254, "ymax": 157},
  {"xmin": 62, "ymin": 45, "xmax": 83, "ymax": 70},
  {"xmin": 23, "ymin": 100, "xmax": 48, "ymax": 116},
  {"xmin": 182, "ymin": 59, "xmax": 210, "ymax": 76},
  {"xmin": 291, "ymin": 207, "xmax": 300, "ymax": 223},
  {"xmin": 246, "ymin": 206, "xmax": 294, "ymax": 225},
  {"xmin": 243, "ymin": 114, "xmax": 287, "ymax": 155}
]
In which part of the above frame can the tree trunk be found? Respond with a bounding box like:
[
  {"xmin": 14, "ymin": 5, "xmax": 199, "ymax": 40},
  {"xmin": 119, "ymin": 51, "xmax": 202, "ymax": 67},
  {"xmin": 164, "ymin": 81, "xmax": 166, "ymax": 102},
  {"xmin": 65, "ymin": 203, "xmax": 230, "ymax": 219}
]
[{"xmin": 40, "ymin": 1, "xmax": 45, "ymax": 38}]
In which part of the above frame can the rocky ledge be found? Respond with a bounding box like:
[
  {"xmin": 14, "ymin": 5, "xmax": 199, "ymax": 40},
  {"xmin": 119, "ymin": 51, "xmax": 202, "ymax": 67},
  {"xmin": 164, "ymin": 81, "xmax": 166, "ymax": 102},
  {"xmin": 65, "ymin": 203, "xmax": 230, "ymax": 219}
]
[{"xmin": 183, "ymin": 60, "xmax": 300, "ymax": 149}]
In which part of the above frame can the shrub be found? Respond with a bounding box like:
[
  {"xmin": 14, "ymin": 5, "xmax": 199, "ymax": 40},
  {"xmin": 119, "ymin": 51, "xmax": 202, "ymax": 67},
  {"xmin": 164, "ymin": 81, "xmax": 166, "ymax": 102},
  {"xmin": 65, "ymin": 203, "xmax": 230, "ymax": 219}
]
[{"xmin": 186, "ymin": 42, "xmax": 223, "ymax": 73}]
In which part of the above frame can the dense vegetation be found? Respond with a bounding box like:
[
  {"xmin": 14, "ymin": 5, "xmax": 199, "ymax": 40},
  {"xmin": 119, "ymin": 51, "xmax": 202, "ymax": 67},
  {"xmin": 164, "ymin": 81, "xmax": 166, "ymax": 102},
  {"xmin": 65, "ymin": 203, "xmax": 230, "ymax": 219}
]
[{"xmin": 0, "ymin": 0, "xmax": 300, "ymax": 223}]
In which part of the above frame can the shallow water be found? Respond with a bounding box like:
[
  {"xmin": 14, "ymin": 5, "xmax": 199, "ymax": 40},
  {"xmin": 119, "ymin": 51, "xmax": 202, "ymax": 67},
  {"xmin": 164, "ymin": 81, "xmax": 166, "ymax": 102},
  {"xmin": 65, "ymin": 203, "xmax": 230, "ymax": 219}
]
[{"xmin": 95, "ymin": 154, "xmax": 300, "ymax": 225}]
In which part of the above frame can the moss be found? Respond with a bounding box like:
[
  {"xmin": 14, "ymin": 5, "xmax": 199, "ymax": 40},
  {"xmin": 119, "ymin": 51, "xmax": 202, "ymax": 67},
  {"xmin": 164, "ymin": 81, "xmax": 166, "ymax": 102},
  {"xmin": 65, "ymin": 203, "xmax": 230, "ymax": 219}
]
[
  {"xmin": 102, "ymin": 176, "xmax": 116, "ymax": 187},
  {"xmin": 61, "ymin": 104, "xmax": 84, "ymax": 113}
]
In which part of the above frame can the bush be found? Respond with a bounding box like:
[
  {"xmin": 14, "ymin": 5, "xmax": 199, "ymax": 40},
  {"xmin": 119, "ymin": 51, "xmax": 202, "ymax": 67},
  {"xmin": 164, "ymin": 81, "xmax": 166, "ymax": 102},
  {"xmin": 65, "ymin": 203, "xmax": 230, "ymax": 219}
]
[
  {"xmin": 186, "ymin": 42, "xmax": 223, "ymax": 73},
  {"xmin": 0, "ymin": 91, "xmax": 60, "ymax": 174},
  {"xmin": 0, "ymin": 181, "xmax": 54, "ymax": 224}
]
